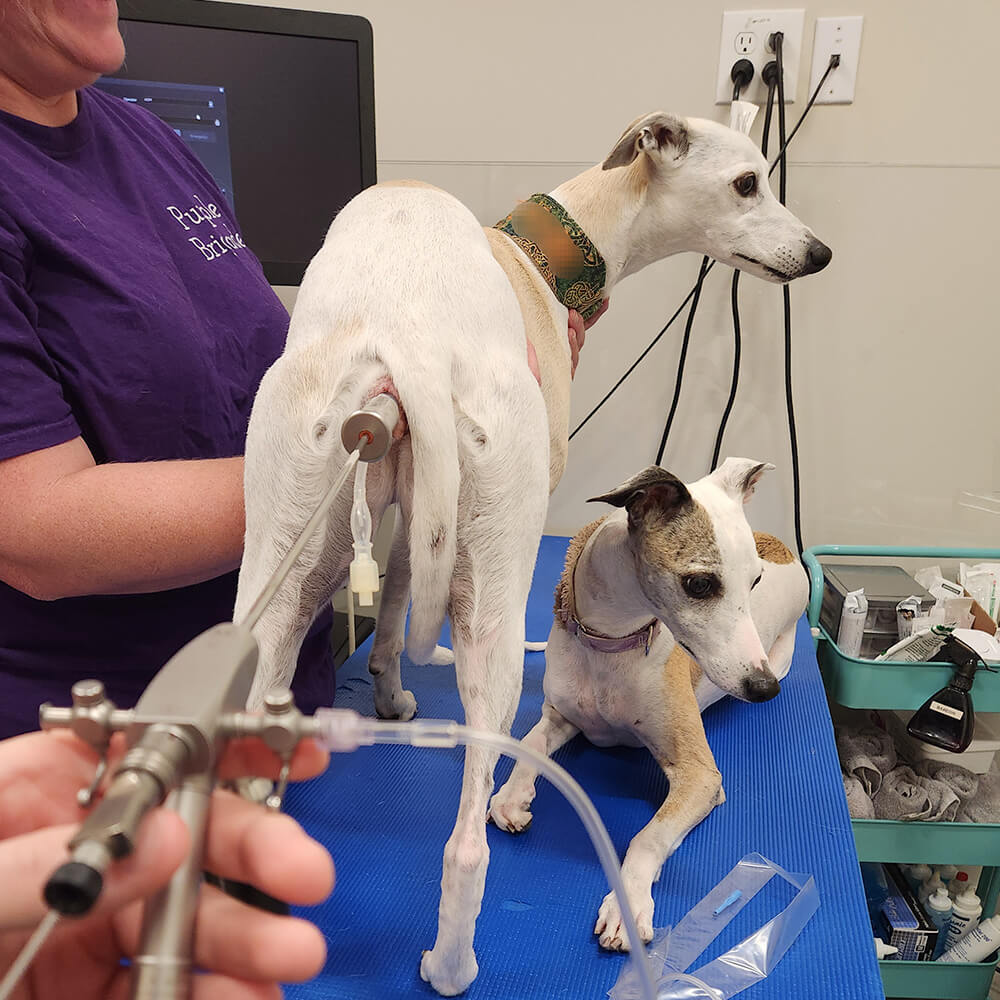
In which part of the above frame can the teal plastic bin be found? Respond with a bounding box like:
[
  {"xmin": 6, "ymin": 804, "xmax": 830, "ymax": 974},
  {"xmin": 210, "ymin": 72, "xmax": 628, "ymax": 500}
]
[{"xmin": 803, "ymin": 546, "xmax": 1000, "ymax": 1000}]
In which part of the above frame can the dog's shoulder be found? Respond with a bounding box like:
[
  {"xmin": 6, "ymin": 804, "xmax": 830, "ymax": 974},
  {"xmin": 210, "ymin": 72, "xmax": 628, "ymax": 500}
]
[
  {"xmin": 553, "ymin": 515, "xmax": 609, "ymax": 625},
  {"xmin": 754, "ymin": 531, "xmax": 796, "ymax": 565}
]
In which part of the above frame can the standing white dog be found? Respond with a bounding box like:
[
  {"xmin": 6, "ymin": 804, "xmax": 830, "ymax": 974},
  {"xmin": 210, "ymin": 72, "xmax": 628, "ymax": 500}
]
[
  {"xmin": 234, "ymin": 113, "xmax": 830, "ymax": 995},
  {"xmin": 489, "ymin": 459, "xmax": 809, "ymax": 951}
]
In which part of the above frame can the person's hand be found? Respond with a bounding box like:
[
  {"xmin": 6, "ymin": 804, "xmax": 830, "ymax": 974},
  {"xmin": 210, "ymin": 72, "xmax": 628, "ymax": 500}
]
[
  {"xmin": 526, "ymin": 298, "xmax": 610, "ymax": 387},
  {"xmin": 567, "ymin": 299, "xmax": 609, "ymax": 378},
  {"xmin": 0, "ymin": 729, "xmax": 333, "ymax": 999}
]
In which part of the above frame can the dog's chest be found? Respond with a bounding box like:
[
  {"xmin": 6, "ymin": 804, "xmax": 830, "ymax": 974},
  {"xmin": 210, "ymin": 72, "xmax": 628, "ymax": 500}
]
[{"xmin": 544, "ymin": 630, "xmax": 668, "ymax": 748}]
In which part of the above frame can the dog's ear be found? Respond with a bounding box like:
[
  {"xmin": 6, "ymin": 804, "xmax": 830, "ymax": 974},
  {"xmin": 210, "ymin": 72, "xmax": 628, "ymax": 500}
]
[
  {"xmin": 588, "ymin": 466, "xmax": 691, "ymax": 530},
  {"xmin": 602, "ymin": 113, "xmax": 690, "ymax": 171},
  {"xmin": 710, "ymin": 457, "xmax": 775, "ymax": 504}
]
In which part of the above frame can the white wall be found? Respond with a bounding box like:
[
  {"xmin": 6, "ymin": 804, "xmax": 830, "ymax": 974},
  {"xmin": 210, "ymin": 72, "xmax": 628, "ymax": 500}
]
[{"xmin": 236, "ymin": 0, "xmax": 1000, "ymax": 549}]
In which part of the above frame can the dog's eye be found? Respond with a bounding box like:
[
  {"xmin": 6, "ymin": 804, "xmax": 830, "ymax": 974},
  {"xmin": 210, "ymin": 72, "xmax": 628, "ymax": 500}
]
[
  {"xmin": 682, "ymin": 574, "xmax": 719, "ymax": 599},
  {"xmin": 751, "ymin": 574, "xmax": 762, "ymax": 590},
  {"xmin": 733, "ymin": 173, "xmax": 757, "ymax": 197}
]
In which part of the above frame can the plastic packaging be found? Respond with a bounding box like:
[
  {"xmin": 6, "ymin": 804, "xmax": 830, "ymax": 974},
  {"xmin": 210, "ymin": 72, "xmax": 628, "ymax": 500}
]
[
  {"xmin": 610, "ymin": 853, "xmax": 818, "ymax": 1000},
  {"xmin": 875, "ymin": 625, "xmax": 952, "ymax": 663},
  {"xmin": 943, "ymin": 887, "xmax": 983, "ymax": 950},
  {"xmin": 896, "ymin": 596, "xmax": 921, "ymax": 641},
  {"xmin": 960, "ymin": 563, "xmax": 1000, "ymax": 622},
  {"xmin": 924, "ymin": 887, "xmax": 952, "ymax": 959},
  {"xmin": 938, "ymin": 914, "xmax": 1000, "ymax": 963},
  {"xmin": 838, "ymin": 588, "xmax": 868, "ymax": 658},
  {"xmin": 874, "ymin": 937, "xmax": 898, "ymax": 959},
  {"xmin": 312, "ymin": 707, "xmax": 660, "ymax": 1000}
]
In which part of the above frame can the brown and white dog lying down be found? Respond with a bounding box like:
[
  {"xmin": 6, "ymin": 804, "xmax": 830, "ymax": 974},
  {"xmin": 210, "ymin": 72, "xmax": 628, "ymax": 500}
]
[
  {"xmin": 489, "ymin": 460, "xmax": 808, "ymax": 951},
  {"xmin": 233, "ymin": 113, "xmax": 829, "ymax": 994}
]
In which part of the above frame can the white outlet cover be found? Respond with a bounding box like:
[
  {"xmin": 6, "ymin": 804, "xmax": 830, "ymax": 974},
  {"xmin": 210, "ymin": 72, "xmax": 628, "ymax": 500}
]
[
  {"xmin": 809, "ymin": 16, "xmax": 864, "ymax": 104},
  {"xmin": 716, "ymin": 9, "xmax": 805, "ymax": 105}
]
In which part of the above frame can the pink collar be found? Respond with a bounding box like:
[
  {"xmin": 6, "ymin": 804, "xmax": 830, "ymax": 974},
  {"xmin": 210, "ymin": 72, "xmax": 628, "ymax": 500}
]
[{"xmin": 556, "ymin": 606, "xmax": 660, "ymax": 655}]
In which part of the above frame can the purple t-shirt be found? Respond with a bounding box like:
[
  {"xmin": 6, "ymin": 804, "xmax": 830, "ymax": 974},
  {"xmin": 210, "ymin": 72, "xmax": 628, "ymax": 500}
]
[{"xmin": 0, "ymin": 87, "xmax": 333, "ymax": 737}]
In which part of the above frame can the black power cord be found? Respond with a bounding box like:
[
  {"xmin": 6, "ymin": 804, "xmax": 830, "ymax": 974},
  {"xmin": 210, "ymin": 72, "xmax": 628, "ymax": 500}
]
[
  {"xmin": 653, "ymin": 256, "xmax": 711, "ymax": 465},
  {"xmin": 710, "ymin": 61, "xmax": 779, "ymax": 472},
  {"xmin": 651, "ymin": 58, "xmax": 751, "ymax": 467},
  {"xmin": 772, "ymin": 31, "xmax": 806, "ymax": 555}
]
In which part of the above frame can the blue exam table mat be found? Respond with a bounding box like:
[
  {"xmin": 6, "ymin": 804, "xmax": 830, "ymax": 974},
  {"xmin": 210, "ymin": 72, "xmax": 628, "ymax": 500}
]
[{"xmin": 284, "ymin": 535, "xmax": 883, "ymax": 999}]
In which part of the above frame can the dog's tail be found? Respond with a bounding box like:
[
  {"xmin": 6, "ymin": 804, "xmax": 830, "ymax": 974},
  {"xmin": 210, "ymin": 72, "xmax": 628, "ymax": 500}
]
[{"xmin": 379, "ymin": 347, "xmax": 460, "ymax": 665}]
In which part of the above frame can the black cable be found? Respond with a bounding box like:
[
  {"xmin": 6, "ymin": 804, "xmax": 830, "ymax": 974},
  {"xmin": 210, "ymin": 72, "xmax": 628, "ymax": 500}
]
[
  {"xmin": 654, "ymin": 256, "xmax": 711, "ymax": 465},
  {"xmin": 711, "ymin": 71, "xmax": 778, "ymax": 471},
  {"xmin": 568, "ymin": 261, "xmax": 716, "ymax": 441},
  {"xmin": 767, "ymin": 54, "xmax": 839, "ymax": 178},
  {"xmin": 773, "ymin": 32, "xmax": 805, "ymax": 555},
  {"xmin": 567, "ymin": 58, "xmax": 838, "ymax": 443}
]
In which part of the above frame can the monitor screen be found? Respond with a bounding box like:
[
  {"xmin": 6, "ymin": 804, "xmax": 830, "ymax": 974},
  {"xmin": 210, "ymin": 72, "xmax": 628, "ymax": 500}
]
[{"xmin": 98, "ymin": 1, "xmax": 376, "ymax": 285}]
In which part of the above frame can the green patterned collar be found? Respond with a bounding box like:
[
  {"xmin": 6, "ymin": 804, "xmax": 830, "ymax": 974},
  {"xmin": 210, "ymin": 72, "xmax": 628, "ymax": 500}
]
[{"xmin": 494, "ymin": 194, "xmax": 606, "ymax": 321}]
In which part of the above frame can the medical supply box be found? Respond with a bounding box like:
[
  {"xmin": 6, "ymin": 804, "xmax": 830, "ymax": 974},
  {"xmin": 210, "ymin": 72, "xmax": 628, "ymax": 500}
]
[{"xmin": 819, "ymin": 564, "xmax": 935, "ymax": 659}]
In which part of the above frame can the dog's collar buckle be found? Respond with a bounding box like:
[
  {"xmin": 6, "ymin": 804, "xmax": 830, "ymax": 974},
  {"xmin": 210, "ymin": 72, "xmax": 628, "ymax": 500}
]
[{"xmin": 557, "ymin": 608, "xmax": 660, "ymax": 656}]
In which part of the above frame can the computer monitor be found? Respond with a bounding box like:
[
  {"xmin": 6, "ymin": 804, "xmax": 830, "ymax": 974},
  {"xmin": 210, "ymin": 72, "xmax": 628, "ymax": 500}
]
[{"xmin": 99, "ymin": 0, "xmax": 376, "ymax": 285}]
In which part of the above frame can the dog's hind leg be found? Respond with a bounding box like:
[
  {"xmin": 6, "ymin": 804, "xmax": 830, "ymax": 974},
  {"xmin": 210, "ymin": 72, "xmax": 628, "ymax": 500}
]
[
  {"xmin": 765, "ymin": 626, "xmax": 796, "ymax": 684},
  {"xmin": 419, "ymin": 404, "xmax": 548, "ymax": 997},
  {"xmin": 595, "ymin": 647, "xmax": 723, "ymax": 952},
  {"xmin": 367, "ymin": 504, "xmax": 418, "ymax": 721},
  {"xmin": 487, "ymin": 701, "xmax": 579, "ymax": 833}
]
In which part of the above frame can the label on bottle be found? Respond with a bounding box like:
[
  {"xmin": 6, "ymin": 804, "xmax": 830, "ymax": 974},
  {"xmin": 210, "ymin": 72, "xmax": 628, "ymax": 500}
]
[{"xmin": 929, "ymin": 701, "xmax": 964, "ymax": 720}]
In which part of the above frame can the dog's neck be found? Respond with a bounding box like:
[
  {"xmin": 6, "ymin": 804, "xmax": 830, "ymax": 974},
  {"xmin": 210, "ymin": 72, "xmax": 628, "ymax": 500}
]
[
  {"xmin": 550, "ymin": 161, "xmax": 692, "ymax": 291},
  {"xmin": 574, "ymin": 512, "xmax": 659, "ymax": 639}
]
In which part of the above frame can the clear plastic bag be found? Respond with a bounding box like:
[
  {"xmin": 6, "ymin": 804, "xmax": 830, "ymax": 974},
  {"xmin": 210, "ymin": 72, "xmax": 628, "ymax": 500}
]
[{"xmin": 610, "ymin": 853, "xmax": 819, "ymax": 1000}]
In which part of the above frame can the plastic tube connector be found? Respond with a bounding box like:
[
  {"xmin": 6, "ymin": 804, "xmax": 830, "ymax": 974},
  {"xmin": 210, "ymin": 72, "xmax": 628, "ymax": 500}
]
[{"xmin": 350, "ymin": 550, "xmax": 379, "ymax": 607}]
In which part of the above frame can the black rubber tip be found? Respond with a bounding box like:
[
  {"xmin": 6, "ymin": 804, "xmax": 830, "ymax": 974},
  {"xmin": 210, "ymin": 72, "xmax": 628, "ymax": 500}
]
[{"xmin": 44, "ymin": 861, "xmax": 104, "ymax": 916}]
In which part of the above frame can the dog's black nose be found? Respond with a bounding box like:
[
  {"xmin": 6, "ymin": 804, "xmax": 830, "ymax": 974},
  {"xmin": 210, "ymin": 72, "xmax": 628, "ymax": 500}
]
[
  {"xmin": 742, "ymin": 672, "xmax": 781, "ymax": 703},
  {"xmin": 803, "ymin": 239, "xmax": 832, "ymax": 274}
]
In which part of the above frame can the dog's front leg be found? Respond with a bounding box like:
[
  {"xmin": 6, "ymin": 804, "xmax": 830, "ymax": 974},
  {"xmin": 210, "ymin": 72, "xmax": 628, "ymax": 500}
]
[
  {"xmin": 595, "ymin": 653, "xmax": 722, "ymax": 951},
  {"xmin": 487, "ymin": 700, "xmax": 579, "ymax": 833}
]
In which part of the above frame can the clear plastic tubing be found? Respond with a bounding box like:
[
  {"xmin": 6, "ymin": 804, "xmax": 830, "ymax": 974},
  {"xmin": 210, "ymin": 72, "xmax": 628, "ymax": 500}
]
[
  {"xmin": 243, "ymin": 446, "xmax": 361, "ymax": 631},
  {"xmin": 313, "ymin": 707, "xmax": 659, "ymax": 1000}
]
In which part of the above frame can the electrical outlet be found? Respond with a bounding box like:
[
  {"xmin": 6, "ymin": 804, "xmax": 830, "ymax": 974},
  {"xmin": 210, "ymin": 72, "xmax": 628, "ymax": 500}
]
[
  {"xmin": 715, "ymin": 9, "xmax": 805, "ymax": 105},
  {"xmin": 809, "ymin": 16, "xmax": 864, "ymax": 104}
]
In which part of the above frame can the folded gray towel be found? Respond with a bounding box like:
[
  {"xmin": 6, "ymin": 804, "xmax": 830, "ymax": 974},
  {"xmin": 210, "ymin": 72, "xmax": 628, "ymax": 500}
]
[
  {"xmin": 914, "ymin": 772, "xmax": 960, "ymax": 821},
  {"xmin": 836, "ymin": 724, "xmax": 898, "ymax": 795},
  {"xmin": 873, "ymin": 766, "xmax": 934, "ymax": 821},
  {"xmin": 957, "ymin": 772, "xmax": 1000, "ymax": 824},
  {"xmin": 842, "ymin": 773, "xmax": 875, "ymax": 819},
  {"xmin": 916, "ymin": 759, "xmax": 979, "ymax": 805}
]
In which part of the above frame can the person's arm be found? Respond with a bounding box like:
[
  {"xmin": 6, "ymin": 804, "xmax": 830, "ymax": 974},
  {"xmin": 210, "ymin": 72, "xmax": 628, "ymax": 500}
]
[{"xmin": 0, "ymin": 436, "xmax": 245, "ymax": 600}]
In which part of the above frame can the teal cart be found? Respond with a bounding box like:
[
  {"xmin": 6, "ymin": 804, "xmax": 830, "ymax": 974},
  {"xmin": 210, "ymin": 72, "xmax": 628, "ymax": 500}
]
[{"xmin": 804, "ymin": 545, "xmax": 1000, "ymax": 1000}]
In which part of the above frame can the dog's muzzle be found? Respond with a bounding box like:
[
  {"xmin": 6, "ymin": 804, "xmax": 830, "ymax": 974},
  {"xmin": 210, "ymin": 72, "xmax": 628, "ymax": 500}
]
[
  {"xmin": 801, "ymin": 238, "xmax": 832, "ymax": 275},
  {"xmin": 741, "ymin": 670, "xmax": 781, "ymax": 703}
]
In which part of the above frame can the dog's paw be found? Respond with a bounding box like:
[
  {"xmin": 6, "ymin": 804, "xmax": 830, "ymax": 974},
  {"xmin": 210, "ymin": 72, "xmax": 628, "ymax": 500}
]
[
  {"xmin": 374, "ymin": 687, "xmax": 417, "ymax": 722},
  {"xmin": 594, "ymin": 888, "xmax": 654, "ymax": 952},
  {"xmin": 420, "ymin": 946, "xmax": 478, "ymax": 996},
  {"xmin": 487, "ymin": 790, "xmax": 533, "ymax": 834}
]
